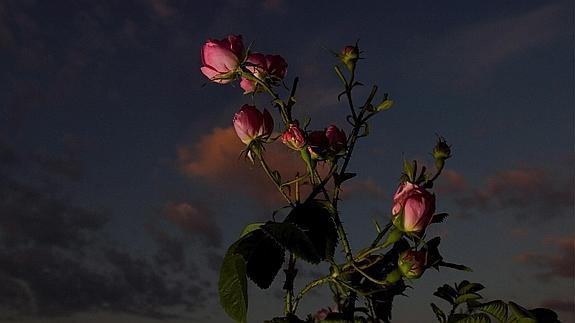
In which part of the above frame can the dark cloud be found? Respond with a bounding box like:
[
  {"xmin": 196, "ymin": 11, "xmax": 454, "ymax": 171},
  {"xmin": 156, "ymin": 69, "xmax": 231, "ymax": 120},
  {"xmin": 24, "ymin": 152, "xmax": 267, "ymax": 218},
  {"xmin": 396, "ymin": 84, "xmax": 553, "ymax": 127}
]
[
  {"xmin": 513, "ymin": 237, "xmax": 574, "ymax": 281},
  {"xmin": 0, "ymin": 142, "xmax": 205, "ymax": 319},
  {"xmin": 163, "ymin": 201, "xmax": 222, "ymax": 247},
  {"xmin": 437, "ymin": 166, "xmax": 574, "ymax": 220}
]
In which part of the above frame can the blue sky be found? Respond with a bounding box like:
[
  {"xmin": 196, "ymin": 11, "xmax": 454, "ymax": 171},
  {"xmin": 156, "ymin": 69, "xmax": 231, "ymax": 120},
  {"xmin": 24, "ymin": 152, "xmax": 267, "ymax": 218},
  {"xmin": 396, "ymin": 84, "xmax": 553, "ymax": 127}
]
[{"xmin": 0, "ymin": 0, "xmax": 573, "ymax": 322}]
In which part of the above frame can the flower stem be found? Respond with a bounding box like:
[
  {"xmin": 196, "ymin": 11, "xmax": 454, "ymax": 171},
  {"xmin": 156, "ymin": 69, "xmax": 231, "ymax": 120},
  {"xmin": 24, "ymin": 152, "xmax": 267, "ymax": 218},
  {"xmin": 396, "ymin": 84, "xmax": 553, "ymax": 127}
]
[{"xmin": 257, "ymin": 153, "xmax": 294, "ymax": 206}]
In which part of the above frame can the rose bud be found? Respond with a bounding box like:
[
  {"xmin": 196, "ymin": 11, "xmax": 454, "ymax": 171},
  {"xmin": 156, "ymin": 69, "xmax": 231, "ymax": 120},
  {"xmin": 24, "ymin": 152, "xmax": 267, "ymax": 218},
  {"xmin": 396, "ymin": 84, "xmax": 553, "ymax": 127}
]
[
  {"xmin": 240, "ymin": 53, "xmax": 288, "ymax": 94},
  {"xmin": 398, "ymin": 250, "xmax": 427, "ymax": 279},
  {"xmin": 325, "ymin": 125, "xmax": 346, "ymax": 155},
  {"xmin": 307, "ymin": 130, "xmax": 330, "ymax": 160},
  {"xmin": 232, "ymin": 104, "xmax": 274, "ymax": 145},
  {"xmin": 201, "ymin": 35, "xmax": 245, "ymax": 84},
  {"xmin": 281, "ymin": 123, "xmax": 306, "ymax": 150},
  {"xmin": 340, "ymin": 44, "xmax": 359, "ymax": 71},
  {"xmin": 432, "ymin": 136, "xmax": 451, "ymax": 169},
  {"xmin": 391, "ymin": 182, "xmax": 436, "ymax": 233}
]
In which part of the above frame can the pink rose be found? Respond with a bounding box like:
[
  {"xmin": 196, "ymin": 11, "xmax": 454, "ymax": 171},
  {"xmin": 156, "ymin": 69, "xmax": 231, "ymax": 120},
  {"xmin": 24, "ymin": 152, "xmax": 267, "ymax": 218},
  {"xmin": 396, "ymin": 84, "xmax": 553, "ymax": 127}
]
[
  {"xmin": 240, "ymin": 53, "xmax": 288, "ymax": 94},
  {"xmin": 233, "ymin": 105, "xmax": 274, "ymax": 145},
  {"xmin": 201, "ymin": 35, "xmax": 245, "ymax": 84},
  {"xmin": 398, "ymin": 250, "xmax": 427, "ymax": 279},
  {"xmin": 391, "ymin": 182, "xmax": 435, "ymax": 233},
  {"xmin": 281, "ymin": 123, "xmax": 306, "ymax": 150}
]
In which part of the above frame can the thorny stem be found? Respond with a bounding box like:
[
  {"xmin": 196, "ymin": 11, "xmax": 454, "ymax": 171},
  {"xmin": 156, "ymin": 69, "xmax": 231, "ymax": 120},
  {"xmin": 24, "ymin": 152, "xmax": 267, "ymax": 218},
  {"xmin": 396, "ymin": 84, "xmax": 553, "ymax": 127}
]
[
  {"xmin": 257, "ymin": 154, "xmax": 294, "ymax": 206},
  {"xmin": 292, "ymin": 274, "xmax": 332, "ymax": 312},
  {"xmin": 284, "ymin": 253, "xmax": 297, "ymax": 315}
]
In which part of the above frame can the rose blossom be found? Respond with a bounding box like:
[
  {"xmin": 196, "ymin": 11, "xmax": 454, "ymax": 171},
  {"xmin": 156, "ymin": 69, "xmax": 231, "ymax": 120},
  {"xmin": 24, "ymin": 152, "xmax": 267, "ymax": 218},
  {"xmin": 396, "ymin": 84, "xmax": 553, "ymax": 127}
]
[
  {"xmin": 281, "ymin": 123, "xmax": 306, "ymax": 150},
  {"xmin": 232, "ymin": 104, "xmax": 273, "ymax": 145},
  {"xmin": 307, "ymin": 125, "xmax": 346, "ymax": 160},
  {"xmin": 240, "ymin": 53, "xmax": 288, "ymax": 94},
  {"xmin": 391, "ymin": 182, "xmax": 435, "ymax": 233},
  {"xmin": 200, "ymin": 35, "xmax": 245, "ymax": 84}
]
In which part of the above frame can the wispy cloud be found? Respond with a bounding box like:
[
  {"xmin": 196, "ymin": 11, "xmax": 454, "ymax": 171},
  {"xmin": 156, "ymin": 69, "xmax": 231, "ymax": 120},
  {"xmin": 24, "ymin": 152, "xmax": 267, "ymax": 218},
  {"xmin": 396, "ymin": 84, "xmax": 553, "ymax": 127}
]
[
  {"xmin": 422, "ymin": 3, "xmax": 566, "ymax": 88},
  {"xmin": 437, "ymin": 165, "xmax": 574, "ymax": 220},
  {"xmin": 177, "ymin": 126, "xmax": 307, "ymax": 206},
  {"xmin": 163, "ymin": 202, "xmax": 222, "ymax": 247},
  {"xmin": 513, "ymin": 237, "xmax": 574, "ymax": 281}
]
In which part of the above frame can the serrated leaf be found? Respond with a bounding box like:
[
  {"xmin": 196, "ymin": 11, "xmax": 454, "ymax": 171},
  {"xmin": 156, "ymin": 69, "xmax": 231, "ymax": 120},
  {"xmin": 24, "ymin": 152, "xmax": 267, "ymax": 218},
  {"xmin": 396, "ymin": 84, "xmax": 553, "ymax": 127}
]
[
  {"xmin": 431, "ymin": 213, "xmax": 449, "ymax": 224},
  {"xmin": 529, "ymin": 308, "xmax": 560, "ymax": 323},
  {"xmin": 431, "ymin": 303, "xmax": 447, "ymax": 322},
  {"xmin": 459, "ymin": 282, "xmax": 484, "ymax": 294},
  {"xmin": 285, "ymin": 200, "xmax": 338, "ymax": 260},
  {"xmin": 239, "ymin": 222, "xmax": 264, "ymax": 238},
  {"xmin": 508, "ymin": 302, "xmax": 536, "ymax": 322},
  {"xmin": 263, "ymin": 221, "xmax": 320, "ymax": 264},
  {"xmin": 476, "ymin": 300, "xmax": 507, "ymax": 322},
  {"xmin": 455, "ymin": 293, "xmax": 482, "ymax": 304},
  {"xmin": 219, "ymin": 252, "xmax": 248, "ymax": 323},
  {"xmin": 434, "ymin": 284, "xmax": 458, "ymax": 304},
  {"xmin": 235, "ymin": 229, "xmax": 285, "ymax": 289}
]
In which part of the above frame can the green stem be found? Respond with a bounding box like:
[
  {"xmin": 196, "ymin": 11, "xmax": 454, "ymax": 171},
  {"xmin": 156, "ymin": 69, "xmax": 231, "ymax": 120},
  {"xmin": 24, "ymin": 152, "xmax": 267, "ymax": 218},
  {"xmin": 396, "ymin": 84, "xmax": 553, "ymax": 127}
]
[
  {"xmin": 292, "ymin": 274, "xmax": 332, "ymax": 312},
  {"xmin": 258, "ymin": 154, "xmax": 294, "ymax": 206},
  {"xmin": 284, "ymin": 253, "xmax": 297, "ymax": 315}
]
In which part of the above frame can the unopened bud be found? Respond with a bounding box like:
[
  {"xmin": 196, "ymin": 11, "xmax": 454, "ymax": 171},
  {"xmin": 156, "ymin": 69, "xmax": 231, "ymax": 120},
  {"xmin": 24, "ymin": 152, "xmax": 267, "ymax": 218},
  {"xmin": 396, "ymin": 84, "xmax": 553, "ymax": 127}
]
[{"xmin": 340, "ymin": 45, "xmax": 360, "ymax": 71}]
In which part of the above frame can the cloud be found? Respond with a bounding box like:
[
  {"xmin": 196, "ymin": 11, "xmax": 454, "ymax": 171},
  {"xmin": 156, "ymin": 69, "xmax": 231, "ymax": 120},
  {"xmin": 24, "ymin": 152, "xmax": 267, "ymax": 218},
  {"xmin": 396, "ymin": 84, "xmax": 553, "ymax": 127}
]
[
  {"xmin": 0, "ymin": 138, "xmax": 205, "ymax": 319},
  {"xmin": 422, "ymin": 3, "xmax": 566, "ymax": 88},
  {"xmin": 513, "ymin": 237, "xmax": 574, "ymax": 281},
  {"xmin": 177, "ymin": 126, "xmax": 308, "ymax": 206},
  {"xmin": 437, "ymin": 166, "xmax": 574, "ymax": 220},
  {"xmin": 341, "ymin": 178, "xmax": 388, "ymax": 200},
  {"xmin": 163, "ymin": 202, "xmax": 222, "ymax": 247},
  {"xmin": 146, "ymin": 0, "xmax": 176, "ymax": 19},
  {"xmin": 261, "ymin": 0, "xmax": 286, "ymax": 13}
]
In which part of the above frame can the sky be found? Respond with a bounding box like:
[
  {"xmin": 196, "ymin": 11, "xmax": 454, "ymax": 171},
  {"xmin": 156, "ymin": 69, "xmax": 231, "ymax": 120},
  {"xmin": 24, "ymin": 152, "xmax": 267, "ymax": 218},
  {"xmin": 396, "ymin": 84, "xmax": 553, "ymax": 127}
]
[{"xmin": 0, "ymin": 0, "xmax": 573, "ymax": 322}]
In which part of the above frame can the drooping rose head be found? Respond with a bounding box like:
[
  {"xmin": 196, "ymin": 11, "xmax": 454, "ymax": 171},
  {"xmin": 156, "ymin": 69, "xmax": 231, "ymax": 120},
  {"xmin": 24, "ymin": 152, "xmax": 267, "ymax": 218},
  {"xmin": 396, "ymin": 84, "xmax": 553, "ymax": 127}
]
[
  {"xmin": 392, "ymin": 182, "xmax": 435, "ymax": 233},
  {"xmin": 325, "ymin": 125, "xmax": 346, "ymax": 155},
  {"xmin": 232, "ymin": 104, "xmax": 273, "ymax": 145},
  {"xmin": 307, "ymin": 125, "xmax": 347, "ymax": 160},
  {"xmin": 201, "ymin": 35, "xmax": 245, "ymax": 84},
  {"xmin": 240, "ymin": 53, "xmax": 288, "ymax": 94},
  {"xmin": 307, "ymin": 130, "xmax": 330, "ymax": 160},
  {"xmin": 398, "ymin": 250, "xmax": 427, "ymax": 279},
  {"xmin": 281, "ymin": 123, "xmax": 306, "ymax": 150}
]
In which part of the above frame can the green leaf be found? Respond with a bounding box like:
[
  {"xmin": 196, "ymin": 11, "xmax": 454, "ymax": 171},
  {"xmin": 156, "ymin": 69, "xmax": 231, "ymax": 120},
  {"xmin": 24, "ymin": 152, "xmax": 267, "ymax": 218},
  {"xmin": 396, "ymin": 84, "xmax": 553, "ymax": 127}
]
[
  {"xmin": 508, "ymin": 302, "xmax": 537, "ymax": 323},
  {"xmin": 430, "ymin": 303, "xmax": 447, "ymax": 322},
  {"xmin": 333, "ymin": 172, "xmax": 357, "ymax": 186},
  {"xmin": 235, "ymin": 229, "xmax": 285, "ymax": 289},
  {"xmin": 219, "ymin": 252, "xmax": 248, "ymax": 323},
  {"xmin": 529, "ymin": 308, "xmax": 560, "ymax": 323},
  {"xmin": 439, "ymin": 261, "xmax": 473, "ymax": 272},
  {"xmin": 285, "ymin": 200, "xmax": 338, "ymax": 261},
  {"xmin": 431, "ymin": 213, "xmax": 449, "ymax": 224},
  {"xmin": 239, "ymin": 222, "xmax": 264, "ymax": 238},
  {"xmin": 403, "ymin": 159, "xmax": 415, "ymax": 181},
  {"xmin": 451, "ymin": 313, "xmax": 491, "ymax": 323},
  {"xmin": 458, "ymin": 282, "xmax": 485, "ymax": 295},
  {"xmin": 434, "ymin": 284, "xmax": 458, "ymax": 305},
  {"xmin": 475, "ymin": 300, "xmax": 507, "ymax": 322},
  {"xmin": 455, "ymin": 293, "xmax": 482, "ymax": 305},
  {"xmin": 263, "ymin": 221, "xmax": 320, "ymax": 264}
]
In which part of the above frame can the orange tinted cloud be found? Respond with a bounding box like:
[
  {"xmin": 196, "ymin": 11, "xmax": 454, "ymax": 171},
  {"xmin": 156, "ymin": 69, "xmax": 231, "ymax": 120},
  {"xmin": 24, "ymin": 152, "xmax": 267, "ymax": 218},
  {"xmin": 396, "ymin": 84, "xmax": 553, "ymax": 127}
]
[
  {"xmin": 177, "ymin": 126, "xmax": 309, "ymax": 206},
  {"xmin": 163, "ymin": 202, "xmax": 221, "ymax": 247},
  {"xmin": 513, "ymin": 237, "xmax": 574, "ymax": 280}
]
